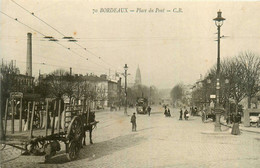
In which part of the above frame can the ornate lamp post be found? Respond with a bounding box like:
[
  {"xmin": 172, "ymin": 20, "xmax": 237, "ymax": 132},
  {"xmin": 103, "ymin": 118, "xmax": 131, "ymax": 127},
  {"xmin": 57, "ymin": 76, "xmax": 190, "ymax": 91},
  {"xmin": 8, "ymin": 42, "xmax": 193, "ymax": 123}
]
[
  {"xmin": 213, "ymin": 10, "xmax": 225, "ymax": 131},
  {"xmin": 124, "ymin": 64, "xmax": 128, "ymax": 115}
]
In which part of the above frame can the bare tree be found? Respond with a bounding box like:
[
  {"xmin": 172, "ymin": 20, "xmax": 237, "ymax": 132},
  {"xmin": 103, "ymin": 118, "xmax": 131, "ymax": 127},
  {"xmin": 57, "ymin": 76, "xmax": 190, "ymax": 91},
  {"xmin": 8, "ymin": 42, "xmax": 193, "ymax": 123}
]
[
  {"xmin": 125, "ymin": 84, "xmax": 160, "ymax": 106},
  {"xmin": 204, "ymin": 52, "xmax": 260, "ymax": 113},
  {"xmin": 226, "ymin": 59, "xmax": 247, "ymax": 113},
  {"xmin": 45, "ymin": 69, "xmax": 70, "ymax": 99},
  {"xmin": 63, "ymin": 74, "xmax": 75, "ymax": 103},
  {"xmin": 204, "ymin": 57, "xmax": 246, "ymax": 113},
  {"xmin": 237, "ymin": 51, "xmax": 260, "ymax": 108},
  {"xmin": 171, "ymin": 84, "xmax": 184, "ymax": 106},
  {"xmin": 149, "ymin": 85, "xmax": 160, "ymax": 104}
]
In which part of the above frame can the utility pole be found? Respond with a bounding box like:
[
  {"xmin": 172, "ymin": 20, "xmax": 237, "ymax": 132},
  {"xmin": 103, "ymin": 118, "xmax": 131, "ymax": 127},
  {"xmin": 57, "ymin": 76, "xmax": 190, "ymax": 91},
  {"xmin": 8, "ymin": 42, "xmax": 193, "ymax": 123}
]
[
  {"xmin": 213, "ymin": 10, "xmax": 225, "ymax": 132},
  {"xmin": 118, "ymin": 77, "xmax": 122, "ymax": 110},
  {"xmin": 149, "ymin": 86, "xmax": 152, "ymax": 106},
  {"xmin": 124, "ymin": 64, "xmax": 128, "ymax": 115}
]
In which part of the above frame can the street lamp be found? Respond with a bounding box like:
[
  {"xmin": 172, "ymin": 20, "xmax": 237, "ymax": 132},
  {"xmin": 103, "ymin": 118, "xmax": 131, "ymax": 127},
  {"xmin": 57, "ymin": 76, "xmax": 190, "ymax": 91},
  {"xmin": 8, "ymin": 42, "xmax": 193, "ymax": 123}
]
[
  {"xmin": 213, "ymin": 10, "xmax": 225, "ymax": 131},
  {"xmin": 124, "ymin": 64, "xmax": 128, "ymax": 115}
]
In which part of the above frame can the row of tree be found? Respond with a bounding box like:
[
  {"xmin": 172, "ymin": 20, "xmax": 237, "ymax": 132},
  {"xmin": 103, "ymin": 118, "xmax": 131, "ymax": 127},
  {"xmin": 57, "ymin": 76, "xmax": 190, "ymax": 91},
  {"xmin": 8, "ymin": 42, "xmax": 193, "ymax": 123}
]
[
  {"xmin": 1, "ymin": 67, "xmax": 107, "ymax": 110},
  {"xmin": 38, "ymin": 70, "xmax": 162, "ymax": 106},
  {"xmin": 170, "ymin": 84, "xmax": 184, "ymax": 107},
  {"xmin": 1, "ymin": 63, "xmax": 160, "ymax": 110},
  {"xmin": 36, "ymin": 69, "xmax": 112, "ymax": 105},
  {"xmin": 192, "ymin": 51, "xmax": 260, "ymax": 113}
]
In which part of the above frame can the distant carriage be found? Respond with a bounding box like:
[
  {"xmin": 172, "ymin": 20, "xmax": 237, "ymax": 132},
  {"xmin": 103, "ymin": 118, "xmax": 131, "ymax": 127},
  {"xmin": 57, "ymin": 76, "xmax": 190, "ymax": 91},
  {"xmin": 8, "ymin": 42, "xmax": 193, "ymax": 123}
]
[
  {"xmin": 0, "ymin": 92, "xmax": 98, "ymax": 162},
  {"xmin": 136, "ymin": 97, "xmax": 148, "ymax": 114}
]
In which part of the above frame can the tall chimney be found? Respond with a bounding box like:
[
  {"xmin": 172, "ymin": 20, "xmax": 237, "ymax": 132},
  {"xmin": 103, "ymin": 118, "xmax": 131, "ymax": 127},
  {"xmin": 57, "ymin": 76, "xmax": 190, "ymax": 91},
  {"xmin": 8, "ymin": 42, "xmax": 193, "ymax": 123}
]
[
  {"xmin": 26, "ymin": 33, "xmax": 32, "ymax": 76},
  {"xmin": 70, "ymin": 67, "xmax": 72, "ymax": 76},
  {"xmin": 11, "ymin": 60, "xmax": 13, "ymax": 70}
]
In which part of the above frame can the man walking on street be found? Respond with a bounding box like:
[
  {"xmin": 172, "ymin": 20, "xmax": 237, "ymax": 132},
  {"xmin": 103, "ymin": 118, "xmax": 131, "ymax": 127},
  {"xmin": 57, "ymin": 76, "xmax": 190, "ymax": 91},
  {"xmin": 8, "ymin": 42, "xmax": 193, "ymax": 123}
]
[
  {"xmin": 147, "ymin": 106, "xmax": 151, "ymax": 116},
  {"xmin": 131, "ymin": 113, "xmax": 137, "ymax": 131},
  {"xmin": 179, "ymin": 108, "xmax": 183, "ymax": 120}
]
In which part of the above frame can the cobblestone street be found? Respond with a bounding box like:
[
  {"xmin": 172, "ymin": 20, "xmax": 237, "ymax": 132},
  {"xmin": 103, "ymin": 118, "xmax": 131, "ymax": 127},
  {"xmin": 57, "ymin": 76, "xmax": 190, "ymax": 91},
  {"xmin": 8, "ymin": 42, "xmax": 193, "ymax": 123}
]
[{"xmin": 1, "ymin": 106, "xmax": 260, "ymax": 168}]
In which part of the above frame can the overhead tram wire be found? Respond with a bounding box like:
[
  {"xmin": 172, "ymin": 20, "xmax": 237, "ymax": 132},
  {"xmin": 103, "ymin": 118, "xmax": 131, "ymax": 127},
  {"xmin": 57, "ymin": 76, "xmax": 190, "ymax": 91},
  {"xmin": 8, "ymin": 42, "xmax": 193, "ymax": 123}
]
[
  {"xmin": 11, "ymin": 0, "xmax": 66, "ymax": 37},
  {"xmin": 0, "ymin": 11, "xmax": 110, "ymax": 72},
  {"xmin": 1, "ymin": 7, "xmax": 109, "ymax": 71},
  {"xmin": 3, "ymin": 57, "xmax": 107, "ymax": 73},
  {"xmin": 0, "ymin": 41, "xmax": 86, "ymax": 69},
  {"xmin": 11, "ymin": 0, "xmax": 117, "ymax": 71},
  {"xmin": 0, "ymin": 11, "xmax": 45, "ymax": 37},
  {"xmin": 0, "ymin": 11, "xmax": 80, "ymax": 58},
  {"xmin": 36, "ymin": 62, "xmax": 108, "ymax": 73},
  {"xmin": 73, "ymin": 41, "xmax": 118, "ymax": 70}
]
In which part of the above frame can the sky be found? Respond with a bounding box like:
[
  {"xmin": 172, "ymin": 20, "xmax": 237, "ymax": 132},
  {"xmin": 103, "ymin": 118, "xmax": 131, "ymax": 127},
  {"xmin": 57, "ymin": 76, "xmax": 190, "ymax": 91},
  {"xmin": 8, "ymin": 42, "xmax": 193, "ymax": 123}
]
[{"xmin": 1, "ymin": 0, "xmax": 260, "ymax": 89}]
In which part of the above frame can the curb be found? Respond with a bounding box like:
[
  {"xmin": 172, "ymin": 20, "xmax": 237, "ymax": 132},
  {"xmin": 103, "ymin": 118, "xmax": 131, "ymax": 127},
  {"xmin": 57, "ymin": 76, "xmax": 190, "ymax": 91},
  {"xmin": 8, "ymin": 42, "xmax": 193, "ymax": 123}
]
[
  {"xmin": 201, "ymin": 131, "xmax": 231, "ymax": 135},
  {"xmin": 240, "ymin": 129, "xmax": 260, "ymax": 134},
  {"xmin": 1, "ymin": 155, "xmax": 20, "ymax": 164},
  {"xmin": 220, "ymin": 123, "xmax": 260, "ymax": 134},
  {"xmin": 0, "ymin": 147, "xmax": 21, "ymax": 164}
]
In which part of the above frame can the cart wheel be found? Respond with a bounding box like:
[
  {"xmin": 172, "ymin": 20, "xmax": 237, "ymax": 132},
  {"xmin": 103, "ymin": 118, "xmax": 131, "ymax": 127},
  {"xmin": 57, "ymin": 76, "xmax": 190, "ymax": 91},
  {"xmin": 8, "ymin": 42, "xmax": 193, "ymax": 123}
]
[
  {"xmin": 45, "ymin": 151, "xmax": 55, "ymax": 162},
  {"xmin": 66, "ymin": 116, "xmax": 83, "ymax": 141},
  {"xmin": 66, "ymin": 140, "xmax": 80, "ymax": 161},
  {"xmin": 45, "ymin": 154, "xmax": 51, "ymax": 162},
  {"xmin": 0, "ymin": 143, "xmax": 6, "ymax": 151},
  {"xmin": 28, "ymin": 140, "xmax": 46, "ymax": 156}
]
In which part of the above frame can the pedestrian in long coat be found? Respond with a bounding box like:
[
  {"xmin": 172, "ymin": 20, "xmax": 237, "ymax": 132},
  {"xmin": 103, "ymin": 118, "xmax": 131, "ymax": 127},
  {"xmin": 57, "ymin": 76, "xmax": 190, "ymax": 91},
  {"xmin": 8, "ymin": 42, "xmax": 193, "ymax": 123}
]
[
  {"xmin": 231, "ymin": 114, "xmax": 240, "ymax": 135},
  {"xmin": 164, "ymin": 107, "xmax": 167, "ymax": 117},
  {"xmin": 131, "ymin": 113, "xmax": 137, "ymax": 131},
  {"xmin": 167, "ymin": 108, "xmax": 171, "ymax": 117},
  {"xmin": 184, "ymin": 109, "xmax": 188, "ymax": 120},
  {"xmin": 179, "ymin": 108, "xmax": 183, "ymax": 120},
  {"xmin": 147, "ymin": 106, "xmax": 151, "ymax": 116}
]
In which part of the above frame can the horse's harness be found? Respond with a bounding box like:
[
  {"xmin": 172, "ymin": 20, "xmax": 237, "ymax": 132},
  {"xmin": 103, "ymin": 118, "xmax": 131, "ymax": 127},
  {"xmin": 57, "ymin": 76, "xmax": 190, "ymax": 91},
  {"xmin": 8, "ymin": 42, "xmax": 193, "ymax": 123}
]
[{"xmin": 82, "ymin": 112, "xmax": 97, "ymax": 131}]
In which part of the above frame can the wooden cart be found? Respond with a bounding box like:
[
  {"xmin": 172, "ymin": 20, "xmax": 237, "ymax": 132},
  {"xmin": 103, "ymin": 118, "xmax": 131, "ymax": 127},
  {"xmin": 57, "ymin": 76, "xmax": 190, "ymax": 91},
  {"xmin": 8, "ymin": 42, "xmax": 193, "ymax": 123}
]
[{"xmin": 0, "ymin": 92, "xmax": 97, "ymax": 162}]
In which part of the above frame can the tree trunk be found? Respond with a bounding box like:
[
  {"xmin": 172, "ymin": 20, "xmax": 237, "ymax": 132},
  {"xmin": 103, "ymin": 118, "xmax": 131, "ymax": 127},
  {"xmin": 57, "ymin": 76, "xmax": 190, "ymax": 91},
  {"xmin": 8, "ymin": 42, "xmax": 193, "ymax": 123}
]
[
  {"xmin": 235, "ymin": 101, "xmax": 238, "ymax": 115},
  {"xmin": 247, "ymin": 96, "xmax": 251, "ymax": 109}
]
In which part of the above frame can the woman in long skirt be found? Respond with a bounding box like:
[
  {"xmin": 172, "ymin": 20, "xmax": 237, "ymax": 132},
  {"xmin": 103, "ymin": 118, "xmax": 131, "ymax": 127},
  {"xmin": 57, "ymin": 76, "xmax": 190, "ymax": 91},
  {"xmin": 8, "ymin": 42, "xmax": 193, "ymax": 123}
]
[{"xmin": 231, "ymin": 114, "xmax": 240, "ymax": 135}]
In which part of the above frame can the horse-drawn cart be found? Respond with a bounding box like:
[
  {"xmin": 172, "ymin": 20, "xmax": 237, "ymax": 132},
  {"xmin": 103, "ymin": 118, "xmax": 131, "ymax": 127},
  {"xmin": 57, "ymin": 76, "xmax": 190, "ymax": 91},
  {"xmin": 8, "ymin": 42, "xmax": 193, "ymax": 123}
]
[{"xmin": 0, "ymin": 92, "xmax": 98, "ymax": 162}]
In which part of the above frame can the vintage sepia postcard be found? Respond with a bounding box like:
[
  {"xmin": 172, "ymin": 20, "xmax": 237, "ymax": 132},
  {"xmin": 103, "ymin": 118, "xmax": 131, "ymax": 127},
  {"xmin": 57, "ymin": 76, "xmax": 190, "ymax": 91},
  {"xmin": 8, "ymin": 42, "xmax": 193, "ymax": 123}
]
[{"xmin": 0, "ymin": 0, "xmax": 260, "ymax": 167}]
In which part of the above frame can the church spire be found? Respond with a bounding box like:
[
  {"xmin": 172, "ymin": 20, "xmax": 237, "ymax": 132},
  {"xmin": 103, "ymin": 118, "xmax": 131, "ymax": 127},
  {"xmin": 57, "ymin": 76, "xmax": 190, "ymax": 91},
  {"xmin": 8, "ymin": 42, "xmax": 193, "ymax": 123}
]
[{"xmin": 135, "ymin": 65, "xmax": 142, "ymax": 85}]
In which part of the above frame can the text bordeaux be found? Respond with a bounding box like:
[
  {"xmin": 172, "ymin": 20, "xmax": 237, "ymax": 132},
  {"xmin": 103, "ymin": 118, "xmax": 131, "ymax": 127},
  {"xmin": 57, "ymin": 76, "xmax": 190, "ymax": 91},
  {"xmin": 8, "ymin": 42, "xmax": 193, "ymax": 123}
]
[{"xmin": 100, "ymin": 8, "xmax": 128, "ymax": 13}]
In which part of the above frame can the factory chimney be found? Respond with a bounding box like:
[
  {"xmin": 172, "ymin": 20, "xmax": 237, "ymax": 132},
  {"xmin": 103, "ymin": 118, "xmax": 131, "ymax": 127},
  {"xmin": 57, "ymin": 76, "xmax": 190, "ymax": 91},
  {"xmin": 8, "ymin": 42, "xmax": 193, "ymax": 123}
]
[{"xmin": 26, "ymin": 33, "xmax": 32, "ymax": 76}]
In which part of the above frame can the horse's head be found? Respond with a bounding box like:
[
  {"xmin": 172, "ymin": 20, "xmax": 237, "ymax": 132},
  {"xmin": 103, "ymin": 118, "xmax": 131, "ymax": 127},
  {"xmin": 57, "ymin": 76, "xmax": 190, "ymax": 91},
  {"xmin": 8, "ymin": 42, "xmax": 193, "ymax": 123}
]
[
  {"xmin": 82, "ymin": 111, "xmax": 95, "ymax": 123},
  {"xmin": 89, "ymin": 112, "xmax": 95, "ymax": 122}
]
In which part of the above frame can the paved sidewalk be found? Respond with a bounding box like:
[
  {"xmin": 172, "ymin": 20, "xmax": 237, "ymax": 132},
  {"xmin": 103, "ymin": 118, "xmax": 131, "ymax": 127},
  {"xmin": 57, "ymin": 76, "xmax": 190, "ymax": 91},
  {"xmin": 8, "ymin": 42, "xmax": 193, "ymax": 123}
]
[
  {"xmin": 1, "ymin": 107, "xmax": 260, "ymax": 168},
  {"xmin": 0, "ymin": 145, "xmax": 21, "ymax": 164},
  {"xmin": 220, "ymin": 121, "xmax": 260, "ymax": 134},
  {"xmin": 240, "ymin": 125, "xmax": 260, "ymax": 133}
]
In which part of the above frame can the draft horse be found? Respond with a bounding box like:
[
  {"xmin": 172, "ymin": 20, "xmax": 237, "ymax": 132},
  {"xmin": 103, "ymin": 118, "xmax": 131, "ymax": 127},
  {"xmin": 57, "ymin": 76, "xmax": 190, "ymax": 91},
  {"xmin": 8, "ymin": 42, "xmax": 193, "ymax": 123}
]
[{"xmin": 81, "ymin": 111, "xmax": 98, "ymax": 145}]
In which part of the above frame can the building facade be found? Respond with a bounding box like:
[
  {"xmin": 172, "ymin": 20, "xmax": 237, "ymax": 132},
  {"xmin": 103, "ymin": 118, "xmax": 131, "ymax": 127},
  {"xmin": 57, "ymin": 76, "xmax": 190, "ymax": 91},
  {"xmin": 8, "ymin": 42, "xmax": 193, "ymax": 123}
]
[{"xmin": 38, "ymin": 73, "xmax": 122, "ymax": 109}]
